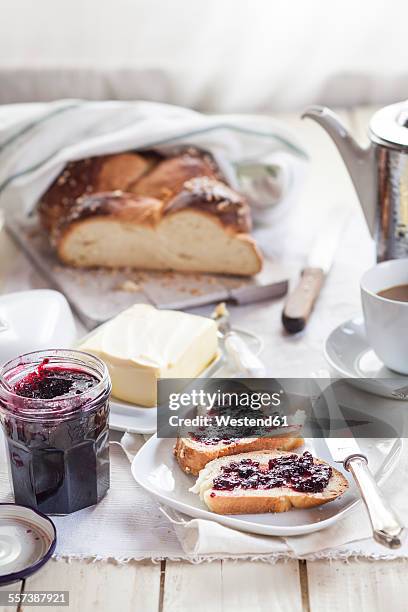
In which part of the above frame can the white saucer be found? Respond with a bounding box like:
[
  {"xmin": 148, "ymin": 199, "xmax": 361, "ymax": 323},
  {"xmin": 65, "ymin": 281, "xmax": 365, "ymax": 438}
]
[
  {"xmin": 109, "ymin": 327, "xmax": 263, "ymax": 434},
  {"xmin": 131, "ymin": 435, "xmax": 402, "ymax": 537},
  {"xmin": 324, "ymin": 315, "xmax": 408, "ymax": 399}
]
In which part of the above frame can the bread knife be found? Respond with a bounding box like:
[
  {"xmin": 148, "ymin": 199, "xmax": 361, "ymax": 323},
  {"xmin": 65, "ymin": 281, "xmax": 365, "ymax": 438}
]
[
  {"xmin": 151, "ymin": 277, "xmax": 289, "ymax": 311},
  {"xmin": 282, "ymin": 207, "xmax": 350, "ymax": 334}
]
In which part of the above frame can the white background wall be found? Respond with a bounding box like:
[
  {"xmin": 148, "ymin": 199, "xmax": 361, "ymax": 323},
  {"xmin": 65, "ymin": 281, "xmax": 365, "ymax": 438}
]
[{"xmin": 0, "ymin": 0, "xmax": 407, "ymax": 112}]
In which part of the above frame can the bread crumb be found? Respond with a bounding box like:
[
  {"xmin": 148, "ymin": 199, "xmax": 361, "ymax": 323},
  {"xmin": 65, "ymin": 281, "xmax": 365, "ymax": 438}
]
[
  {"xmin": 115, "ymin": 279, "xmax": 141, "ymax": 292},
  {"xmin": 213, "ymin": 302, "xmax": 229, "ymax": 319}
]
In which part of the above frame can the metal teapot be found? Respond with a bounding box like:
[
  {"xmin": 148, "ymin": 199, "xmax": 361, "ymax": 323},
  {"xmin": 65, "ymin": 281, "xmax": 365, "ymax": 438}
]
[{"xmin": 303, "ymin": 102, "xmax": 408, "ymax": 261}]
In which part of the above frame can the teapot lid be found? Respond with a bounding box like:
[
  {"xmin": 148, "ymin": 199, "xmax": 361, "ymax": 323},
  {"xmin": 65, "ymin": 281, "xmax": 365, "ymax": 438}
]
[{"xmin": 370, "ymin": 101, "xmax": 408, "ymax": 149}]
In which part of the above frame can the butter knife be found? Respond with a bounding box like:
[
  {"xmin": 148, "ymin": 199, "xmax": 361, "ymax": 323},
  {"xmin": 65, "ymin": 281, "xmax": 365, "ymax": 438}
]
[
  {"xmin": 212, "ymin": 304, "xmax": 266, "ymax": 378},
  {"xmin": 325, "ymin": 436, "xmax": 404, "ymax": 549},
  {"xmin": 312, "ymin": 374, "xmax": 404, "ymax": 549}
]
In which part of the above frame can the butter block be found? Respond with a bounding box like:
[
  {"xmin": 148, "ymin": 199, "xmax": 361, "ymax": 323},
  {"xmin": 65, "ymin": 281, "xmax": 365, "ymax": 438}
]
[{"xmin": 78, "ymin": 304, "xmax": 218, "ymax": 407}]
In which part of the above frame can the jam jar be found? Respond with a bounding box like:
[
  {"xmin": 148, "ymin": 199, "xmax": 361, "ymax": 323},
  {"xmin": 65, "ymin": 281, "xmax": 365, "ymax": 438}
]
[{"xmin": 0, "ymin": 350, "xmax": 111, "ymax": 515}]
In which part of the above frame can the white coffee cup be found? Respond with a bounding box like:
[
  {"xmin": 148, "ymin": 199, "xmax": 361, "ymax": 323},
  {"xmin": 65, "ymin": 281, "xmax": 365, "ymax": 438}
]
[{"xmin": 361, "ymin": 259, "xmax": 408, "ymax": 374}]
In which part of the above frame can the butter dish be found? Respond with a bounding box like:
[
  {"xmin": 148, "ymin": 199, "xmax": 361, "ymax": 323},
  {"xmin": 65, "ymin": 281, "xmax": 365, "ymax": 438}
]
[{"xmin": 0, "ymin": 290, "xmax": 77, "ymax": 366}]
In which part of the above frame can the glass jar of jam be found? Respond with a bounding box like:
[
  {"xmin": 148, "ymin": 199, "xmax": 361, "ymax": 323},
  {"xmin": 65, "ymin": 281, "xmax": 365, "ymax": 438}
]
[{"xmin": 0, "ymin": 350, "xmax": 111, "ymax": 515}]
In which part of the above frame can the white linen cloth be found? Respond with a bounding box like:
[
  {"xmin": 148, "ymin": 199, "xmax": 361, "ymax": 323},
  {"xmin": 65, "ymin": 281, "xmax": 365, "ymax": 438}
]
[
  {"xmin": 1, "ymin": 431, "xmax": 407, "ymax": 562},
  {"xmin": 0, "ymin": 99, "xmax": 306, "ymax": 227},
  {"xmin": 121, "ymin": 434, "xmax": 408, "ymax": 560},
  {"xmin": 0, "ymin": 438, "xmax": 180, "ymax": 561}
]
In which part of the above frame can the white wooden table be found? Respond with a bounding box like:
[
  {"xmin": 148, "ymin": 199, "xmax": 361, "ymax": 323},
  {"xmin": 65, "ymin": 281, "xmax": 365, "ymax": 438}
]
[{"xmin": 1, "ymin": 106, "xmax": 407, "ymax": 612}]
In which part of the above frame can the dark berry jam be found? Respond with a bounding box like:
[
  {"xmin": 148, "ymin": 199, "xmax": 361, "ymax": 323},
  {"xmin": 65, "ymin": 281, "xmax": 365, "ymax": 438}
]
[
  {"xmin": 212, "ymin": 452, "xmax": 332, "ymax": 493},
  {"xmin": 14, "ymin": 360, "xmax": 98, "ymax": 400},
  {"xmin": 190, "ymin": 434, "xmax": 240, "ymax": 446},
  {"xmin": 0, "ymin": 351, "xmax": 111, "ymax": 515}
]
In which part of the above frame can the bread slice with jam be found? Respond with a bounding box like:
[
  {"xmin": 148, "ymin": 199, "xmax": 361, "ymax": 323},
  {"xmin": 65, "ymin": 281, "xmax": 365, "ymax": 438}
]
[{"xmin": 190, "ymin": 450, "xmax": 349, "ymax": 514}]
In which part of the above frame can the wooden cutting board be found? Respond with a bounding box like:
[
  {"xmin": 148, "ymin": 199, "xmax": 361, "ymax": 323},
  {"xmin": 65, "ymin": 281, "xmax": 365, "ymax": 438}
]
[{"xmin": 6, "ymin": 214, "xmax": 291, "ymax": 328}]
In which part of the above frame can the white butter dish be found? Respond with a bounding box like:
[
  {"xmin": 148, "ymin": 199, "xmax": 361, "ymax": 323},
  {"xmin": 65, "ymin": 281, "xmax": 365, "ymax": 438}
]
[{"xmin": 0, "ymin": 289, "xmax": 77, "ymax": 366}]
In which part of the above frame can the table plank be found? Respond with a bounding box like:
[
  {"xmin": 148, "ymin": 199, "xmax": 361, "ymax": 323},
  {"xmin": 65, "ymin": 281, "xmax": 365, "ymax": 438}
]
[
  {"xmin": 22, "ymin": 559, "xmax": 161, "ymax": 612},
  {"xmin": 307, "ymin": 559, "xmax": 408, "ymax": 612},
  {"xmin": 163, "ymin": 560, "xmax": 302, "ymax": 612},
  {"xmin": 0, "ymin": 581, "xmax": 22, "ymax": 612},
  {"xmin": 222, "ymin": 560, "xmax": 302, "ymax": 612},
  {"xmin": 163, "ymin": 560, "xmax": 222, "ymax": 612}
]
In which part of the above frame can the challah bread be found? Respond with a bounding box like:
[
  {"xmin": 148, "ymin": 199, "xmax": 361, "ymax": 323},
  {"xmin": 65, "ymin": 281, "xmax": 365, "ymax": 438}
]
[
  {"xmin": 39, "ymin": 152, "xmax": 153, "ymax": 234},
  {"xmin": 54, "ymin": 180, "xmax": 262, "ymax": 275},
  {"xmin": 129, "ymin": 151, "xmax": 221, "ymax": 202},
  {"xmin": 39, "ymin": 150, "xmax": 263, "ymax": 276},
  {"xmin": 174, "ymin": 436, "xmax": 304, "ymax": 475},
  {"xmin": 190, "ymin": 450, "xmax": 349, "ymax": 514}
]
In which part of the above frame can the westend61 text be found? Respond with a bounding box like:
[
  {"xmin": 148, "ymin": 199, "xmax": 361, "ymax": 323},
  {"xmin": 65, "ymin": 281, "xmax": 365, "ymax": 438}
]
[{"xmin": 168, "ymin": 414, "xmax": 289, "ymax": 428}]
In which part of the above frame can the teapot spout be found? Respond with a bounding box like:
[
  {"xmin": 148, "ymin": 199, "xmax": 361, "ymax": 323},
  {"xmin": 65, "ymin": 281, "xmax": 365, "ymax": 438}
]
[{"xmin": 302, "ymin": 106, "xmax": 376, "ymax": 236}]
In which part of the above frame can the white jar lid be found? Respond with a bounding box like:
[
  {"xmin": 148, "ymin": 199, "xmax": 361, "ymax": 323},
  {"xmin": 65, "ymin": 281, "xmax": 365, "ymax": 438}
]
[{"xmin": 0, "ymin": 504, "xmax": 56, "ymax": 585}]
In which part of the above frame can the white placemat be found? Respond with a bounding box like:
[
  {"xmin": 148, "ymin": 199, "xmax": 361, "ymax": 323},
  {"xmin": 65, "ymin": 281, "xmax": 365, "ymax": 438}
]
[{"xmin": 1, "ymin": 432, "xmax": 407, "ymax": 562}]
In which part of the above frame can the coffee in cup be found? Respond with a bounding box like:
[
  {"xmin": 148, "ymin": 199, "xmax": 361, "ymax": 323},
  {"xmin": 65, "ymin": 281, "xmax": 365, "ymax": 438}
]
[{"xmin": 361, "ymin": 259, "xmax": 408, "ymax": 374}]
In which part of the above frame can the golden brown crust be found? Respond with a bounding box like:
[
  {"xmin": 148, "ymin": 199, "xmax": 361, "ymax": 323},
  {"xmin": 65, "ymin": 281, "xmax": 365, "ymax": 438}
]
[
  {"xmin": 129, "ymin": 151, "xmax": 221, "ymax": 202},
  {"xmin": 203, "ymin": 484, "xmax": 346, "ymax": 514},
  {"xmin": 56, "ymin": 192, "xmax": 164, "ymax": 236},
  {"xmin": 165, "ymin": 177, "xmax": 252, "ymax": 233},
  {"xmin": 204, "ymin": 492, "xmax": 294, "ymax": 514},
  {"xmin": 174, "ymin": 437, "xmax": 304, "ymax": 476},
  {"xmin": 39, "ymin": 153, "xmax": 153, "ymax": 234}
]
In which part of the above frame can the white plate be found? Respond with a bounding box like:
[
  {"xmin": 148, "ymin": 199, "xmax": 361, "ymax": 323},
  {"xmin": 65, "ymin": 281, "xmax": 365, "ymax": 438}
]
[
  {"xmin": 324, "ymin": 315, "xmax": 408, "ymax": 399},
  {"xmin": 106, "ymin": 327, "xmax": 263, "ymax": 434},
  {"xmin": 131, "ymin": 435, "xmax": 402, "ymax": 537}
]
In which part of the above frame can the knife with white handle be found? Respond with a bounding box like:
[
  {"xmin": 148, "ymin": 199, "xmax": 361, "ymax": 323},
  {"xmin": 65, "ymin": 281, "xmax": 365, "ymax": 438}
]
[
  {"xmin": 212, "ymin": 303, "xmax": 266, "ymax": 378},
  {"xmin": 325, "ymin": 437, "xmax": 404, "ymax": 549},
  {"xmin": 223, "ymin": 333, "xmax": 266, "ymax": 378},
  {"xmin": 282, "ymin": 207, "xmax": 350, "ymax": 333}
]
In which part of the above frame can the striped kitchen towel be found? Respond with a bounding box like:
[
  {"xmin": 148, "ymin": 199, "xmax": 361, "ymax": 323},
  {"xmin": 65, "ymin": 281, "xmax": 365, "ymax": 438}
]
[{"xmin": 0, "ymin": 99, "xmax": 306, "ymax": 224}]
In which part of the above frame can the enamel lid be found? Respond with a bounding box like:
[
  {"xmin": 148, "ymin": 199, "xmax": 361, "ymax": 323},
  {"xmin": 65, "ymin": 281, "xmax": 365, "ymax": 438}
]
[
  {"xmin": 370, "ymin": 101, "xmax": 408, "ymax": 149},
  {"xmin": 0, "ymin": 504, "xmax": 56, "ymax": 585}
]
